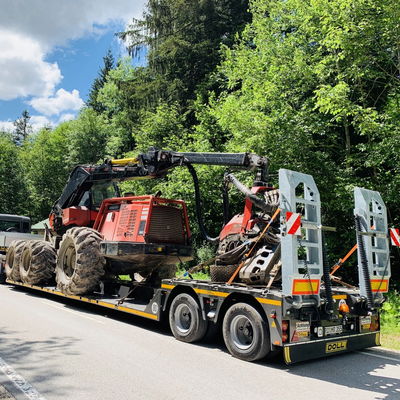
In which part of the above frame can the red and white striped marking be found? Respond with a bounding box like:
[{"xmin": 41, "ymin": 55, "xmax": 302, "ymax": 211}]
[
  {"xmin": 390, "ymin": 228, "xmax": 400, "ymax": 247},
  {"xmin": 286, "ymin": 212, "xmax": 302, "ymax": 235}
]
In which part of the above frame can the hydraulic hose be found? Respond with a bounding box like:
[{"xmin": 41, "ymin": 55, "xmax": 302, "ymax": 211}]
[
  {"xmin": 186, "ymin": 164, "xmax": 219, "ymax": 242},
  {"xmin": 225, "ymin": 173, "xmax": 270, "ymax": 213},
  {"xmin": 321, "ymin": 232, "xmax": 334, "ymax": 314},
  {"xmin": 355, "ymin": 215, "xmax": 374, "ymax": 310},
  {"xmin": 222, "ymin": 180, "xmax": 231, "ymax": 225}
]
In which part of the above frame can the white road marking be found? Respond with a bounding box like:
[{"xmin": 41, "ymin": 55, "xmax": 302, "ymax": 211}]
[
  {"xmin": 357, "ymin": 350, "xmax": 400, "ymax": 363},
  {"xmin": 41, "ymin": 301, "xmax": 105, "ymax": 324},
  {"xmin": 0, "ymin": 356, "xmax": 46, "ymax": 400}
]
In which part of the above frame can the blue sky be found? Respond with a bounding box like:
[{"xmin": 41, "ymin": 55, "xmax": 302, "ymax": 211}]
[{"xmin": 0, "ymin": 0, "xmax": 147, "ymax": 131}]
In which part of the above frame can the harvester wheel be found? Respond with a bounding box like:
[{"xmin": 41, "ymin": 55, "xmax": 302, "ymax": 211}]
[
  {"xmin": 169, "ymin": 293, "xmax": 208, "ymax": 343},
  {"xmin": 19, "ymin": 240, "xmax": 56, "ymax": 285},
  {"xmin": 222, "ymin": 302, "xmax": 270, "ymax": 362},
  {"xmin": 56, "ymin": 227, "xmax": 105, "ymax": 295},
  {"xmin": 5, "ymin": 240, "xmax": 25, "ymax": 281},
  {"xmin": 210, "ymin": 264, "xmax": 238, "ymax": 282}
]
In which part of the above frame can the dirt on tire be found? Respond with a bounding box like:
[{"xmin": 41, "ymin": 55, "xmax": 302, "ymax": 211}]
[
  {"xmin": 19, "ymin": 240, "xmax": 56, "ymax": 285},
  {"xmin": 210, "ymin": 264, "xmax": 238, "ymax": 282},
  {"xmin": 5, "ymin": 240, "xmax": 26, "ymax": 281},
  {"xmin": 56, "ymin": 227, "xmax": 105, "ymax": 295}
]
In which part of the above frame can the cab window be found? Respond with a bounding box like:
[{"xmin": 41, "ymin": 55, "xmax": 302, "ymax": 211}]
[{"xmin": 91, "ymin": 183, "xmax": 118, "ymax": 208}]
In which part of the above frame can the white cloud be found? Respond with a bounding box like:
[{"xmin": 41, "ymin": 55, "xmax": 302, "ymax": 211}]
[
  {"xmin": 30, "ymin": 115, "xmax": 52, "ymax": 132},
  {"xmin": 0, "ymin": 1, "xmax": 146, "ymax": 50},
  {"xmin": 58, "ymin": 113, "xmax": 77, "ymax": 123},
  {"xmin": 29, "ymin": 89, "xmax": 84, "ymax": 116},
  {"xmin": 0, "ymin": 30, "xmax": 62, "ymax": 100},
  {"xmin": 0, "ymin": 115, "xmax": 52, "ymax": 134},
  {"xmin": 0, "ymin": 121, "xmax": 14, "ymax": 132},
  {"xmin": 0, "ymin": 115, "xmax": 52, "ymax": 133},
  {"xmin": 0, "ymin": 0, "xmax": 147, "ymax": 123}
]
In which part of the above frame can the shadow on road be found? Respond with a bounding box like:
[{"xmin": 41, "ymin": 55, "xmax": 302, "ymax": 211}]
[
  {"xmin": 283, "ymin": 351, "xmax": 400, "ymax": 400},
  {"xmin": 0, "ymin": 326, "xmax": 78, "ymax": 398}
]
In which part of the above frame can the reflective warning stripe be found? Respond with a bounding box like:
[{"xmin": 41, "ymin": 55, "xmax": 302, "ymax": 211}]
[
  {"xmin": 390, "ymin": 228, "xmax": 400, "ymax": 247},
  {"xmin": 375, "ymin": 332, "xmax": 380, "ymax": 346},
  {"xmin": 292, "ymin": 279, "xmax": 320, "ymax": 295},
  {"xmin": 370, "ymin": 279, "xmax": 389, "ymax": 293},
  {"xmin": 286, "ymin": 212, "xmax": 301, "ymax": 235},
  {"xmin": 256, "ymin": 297, "xmax": 282, "ymax": 306},
  {"xmin": 283, "ymin": 346, "xmax": 292, "ymax": 363},
  {"xmin": 332, "ymin": 294, "xmax": 347, "ymax": 300},
  {"xmin": 194, "ymin": 288, "xmax": 229, "ymax": 298},
  {"xmin": 161, "ymin": 284, "xmax": 175, "ymax": 290}
]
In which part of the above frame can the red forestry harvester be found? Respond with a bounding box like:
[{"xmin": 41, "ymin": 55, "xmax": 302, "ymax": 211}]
[{"xmin": 6, "ymin": 148, "xmax": 273, "ymax": 294}]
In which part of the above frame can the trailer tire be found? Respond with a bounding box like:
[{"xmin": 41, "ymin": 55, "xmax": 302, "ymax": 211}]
[
  {"xmin": 169, "ymin": 293, "xmax": 208, "ymax": 343},
  {"xmin": 56, "ymin": 227, "xmax": 105, "ymax": 295},
  {"xmin": 223, "ymin": 302, "xmax": 270, "ymax": 362},
  {"xmin": 19, "ymin": 240, "xmax": 56, "ymax": 285},
  {"xmin": 5, "ymin": 240, "xmax": 25, "ymax": 281},
  {"xmin": 210, "ymin": 264, "xmax": 238, "ymax": 282}
]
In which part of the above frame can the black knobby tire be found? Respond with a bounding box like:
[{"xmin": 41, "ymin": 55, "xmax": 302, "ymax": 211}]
[
  {"xmin": 5, "ymin": 240, "xmax": 25, "ymax": 281},
  {"xmin": 222, "ymin": 302, "xmax": 270, "ymax": 362},
  {"xmin": 56, "ymin": 227, "xmax": 105, "ymax": 295},
  {"xmin": 19, "ymin": 240, "xmax": 56, "ymax": 285},
  {"xmin": 210, "ymin": 264, "xmax": 238, "ymax": 282},
  {"xmin": 169, "ymin": 293, "xmax": 208, "ymax": 343}
]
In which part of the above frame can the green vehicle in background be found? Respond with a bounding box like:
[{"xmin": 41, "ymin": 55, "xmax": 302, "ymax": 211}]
[{"xmin": 0, "ymin": 214, "xmax": 39, "ymax": 282}]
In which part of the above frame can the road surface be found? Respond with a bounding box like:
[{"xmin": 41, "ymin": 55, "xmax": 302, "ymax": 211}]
[{"xmin": 0, "ymin": 284, "xmax": 399, "ymax": 400}]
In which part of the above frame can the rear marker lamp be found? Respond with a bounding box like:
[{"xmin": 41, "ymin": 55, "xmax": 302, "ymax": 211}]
[
  {"xmin": 370, "ymin": 320, "xmax": 379, "ymax": 332},
  {"xmin": 282, "ymin": 320, "xmax": 289, "ymax": 343}
]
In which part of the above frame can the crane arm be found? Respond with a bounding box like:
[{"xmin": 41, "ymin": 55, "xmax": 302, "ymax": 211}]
[{"xmin": 50, "ymin": 148, "xmax": 269, "ymax": 231}]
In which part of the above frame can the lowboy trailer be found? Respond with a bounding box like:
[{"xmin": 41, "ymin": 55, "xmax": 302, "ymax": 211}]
[{"xmin": 5, "ymin": 166, "xmax": 391, "ymax": 364}]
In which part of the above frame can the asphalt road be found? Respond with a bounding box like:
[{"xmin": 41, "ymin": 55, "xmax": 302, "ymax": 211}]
[{"xmin": 0, "ymin": 284, "xmax": 399, "ymax": 400}]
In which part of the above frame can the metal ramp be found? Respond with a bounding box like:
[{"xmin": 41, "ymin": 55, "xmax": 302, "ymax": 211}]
[
  {"xmin": 279, "ymin": 169, "xmax": 323, "ymax": 302},
  {"xmin": 354, "ymin": 188, "xmax": 390, "ymax": 297}
]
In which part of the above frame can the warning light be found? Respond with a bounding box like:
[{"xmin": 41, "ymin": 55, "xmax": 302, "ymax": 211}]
[{"xmin": 339, "ymin": 300, "xmax": 350, "ymax": 314}]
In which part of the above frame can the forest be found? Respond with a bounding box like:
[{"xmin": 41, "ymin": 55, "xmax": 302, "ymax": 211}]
[{"xmin": 1, "ymin": 0, "xmax": 399, "ymax": 285}]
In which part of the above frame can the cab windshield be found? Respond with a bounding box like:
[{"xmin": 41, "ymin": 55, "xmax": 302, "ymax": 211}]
[{"xmin": 91, "ymin": 183, "xmax": 119, "ymax": 208}]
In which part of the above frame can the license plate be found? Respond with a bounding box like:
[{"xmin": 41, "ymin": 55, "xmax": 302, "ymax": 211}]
[
  {"xmin": 325, "ymin": 340, "xmax": 347, "ymax": 353},
  {"xmin": 324, "ymin": 325, "xmax": 343, "ymax": 335}
]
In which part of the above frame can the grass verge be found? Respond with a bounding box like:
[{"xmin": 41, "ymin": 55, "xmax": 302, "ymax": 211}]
[{"xmin": 380, "ymin": 290, "xmax": 400, "ymax": 351}]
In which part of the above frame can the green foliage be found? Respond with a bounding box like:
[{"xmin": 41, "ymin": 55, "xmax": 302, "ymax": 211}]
[
  {"xmin": 63, "ymin": 108, "xmax": 112, "ymax": 164},
  {"xmin": 20, "ymin": 126, "xmax": 70, "ymax": 221},
  {"xmin": 13, "ymin": 110, "xmax": 32, "ymax": 144},
  {"xmin": 0, "ymin": 134, "xmax": 28, "ymax": 215},
  {"xmin": 87, "ymin": 49, "xmax": 115, "ymax": 113},
  {"xmin": 381, "ymin": 291, "xmax": 400, "ymax": 332},
  {"xmin": 120, "ymin": 0, "xmax": 251, "ymax": 107}
]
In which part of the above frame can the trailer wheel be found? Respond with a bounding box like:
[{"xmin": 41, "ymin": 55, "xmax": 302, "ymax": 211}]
[
  {"xmin": 56, "ymin": 227, "xmax": 105, "ymax": 295},
  {"xmin": 223, "ymin": 302, "xmax": 270, "ymax": 362},
  {"xmin": 169, "ymin": 293, "xmax": 208, "ymax": 343},
  {"xmin": 19, "ymin": 240, "xmax": 56, "ymax": 285},
  {"xmin": 210, "ymin": 264, "xmax": 237, "ymax": 282},
  {"xmin": 5, "ymin": 240, "xmax": 25, "ymax": 281}
]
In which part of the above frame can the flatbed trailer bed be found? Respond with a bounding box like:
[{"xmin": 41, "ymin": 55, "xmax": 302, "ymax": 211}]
[{"xmin": 6, "ymin": 278, "xmax": 381, "ymax": 365}]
